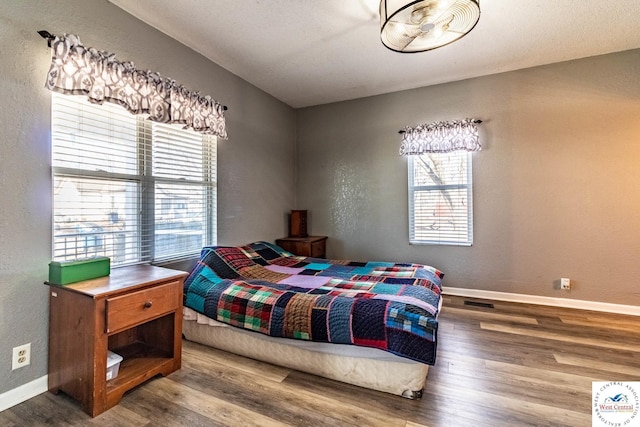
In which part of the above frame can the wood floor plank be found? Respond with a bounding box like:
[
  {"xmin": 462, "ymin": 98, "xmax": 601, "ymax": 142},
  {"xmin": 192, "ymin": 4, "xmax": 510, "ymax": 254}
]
[
  {"xmin": 0, "ymin": 408, "xmax": 27, "ymax": 427},
  {"xmin": 88, "ymin": 404, "xmax": 150, "ymax": 427},
  {"xmin": 143, "ymin": 376, "xmax": 290, "ymax": 427},
  {"xmin": 436, "ymin": 321, "xmax": 455, "ymax": 333},
  {"xmin": 2, "ymin": 391, "xmax": 90, "ymax": 426},
  {"xmin": 480, "ymin": 322, "xmax": 640, "ymax": 352},
  {"xmin": 181, "ymin": 341, "xmax": 291, "ymax": 383},
  {"xmin": 559, "ymin": 316, "xmax": 640, "ymax": 333},
  {"xmin": 554, "ymin": 353, "xmax": 640, "ymax": 377},
  {"xmin": 483, "ymin": 358, "xmax": 605, "ymax": 386},
  {"xmin": 438, "ymin": 352, "xmax": 486, "ymax": 373},
  {"xmin": 442, "ymin": 306, "xmax": 539, "ymax": 324},
  {"xmin": 118, "ymin": 384, "xmax": 226, "ymax": 426}
]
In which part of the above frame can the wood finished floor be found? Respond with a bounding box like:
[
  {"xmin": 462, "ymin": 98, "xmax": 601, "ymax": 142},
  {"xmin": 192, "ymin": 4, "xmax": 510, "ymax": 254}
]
[{"xmin": 3, "ymin": 295, "xmax": 639, "ymax": 427}]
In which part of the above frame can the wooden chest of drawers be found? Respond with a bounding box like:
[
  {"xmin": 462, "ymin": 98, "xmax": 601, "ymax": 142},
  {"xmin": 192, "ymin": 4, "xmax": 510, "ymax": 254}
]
[{"xmin": 275, "ymin": 236, "xmax": 327, "ymax": 258}]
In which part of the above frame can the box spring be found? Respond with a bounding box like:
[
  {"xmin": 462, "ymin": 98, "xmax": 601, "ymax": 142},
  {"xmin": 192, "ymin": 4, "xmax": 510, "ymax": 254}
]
[{"xmin": 182, "ymin": 307, "xmax": 428, "ymax": 398}]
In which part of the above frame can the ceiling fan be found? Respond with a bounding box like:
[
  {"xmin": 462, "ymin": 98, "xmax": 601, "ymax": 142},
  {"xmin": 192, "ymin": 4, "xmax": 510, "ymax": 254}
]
[{"xmin": 380, "ymin": 0, "xmax": 480, "ymax": 53}]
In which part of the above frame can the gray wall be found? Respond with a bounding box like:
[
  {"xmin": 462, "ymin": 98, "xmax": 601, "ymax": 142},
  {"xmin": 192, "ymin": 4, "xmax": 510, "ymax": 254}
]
[
  {"xmin": 296, "ymin": 49, "xmax": 640, "ymax": 306},
  {"xmin": 0, "ymin": 0, "xmax": 296, "ymax": 394}
]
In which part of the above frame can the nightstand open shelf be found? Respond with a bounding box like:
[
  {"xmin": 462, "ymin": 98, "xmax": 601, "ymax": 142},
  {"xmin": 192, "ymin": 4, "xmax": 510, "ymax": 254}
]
[{"xmin": 104, "ymin": 347, "xmax": 174, "ymax": 404}]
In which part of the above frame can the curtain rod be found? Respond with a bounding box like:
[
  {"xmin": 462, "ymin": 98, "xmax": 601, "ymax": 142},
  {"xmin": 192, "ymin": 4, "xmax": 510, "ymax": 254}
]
[
  {"xmin": 398, "ymin": 119, "xmax": 482, "ymax": 134},
  {"xmin": 37, "ymin": 30, "xmax": 229, "ymax": 112}
]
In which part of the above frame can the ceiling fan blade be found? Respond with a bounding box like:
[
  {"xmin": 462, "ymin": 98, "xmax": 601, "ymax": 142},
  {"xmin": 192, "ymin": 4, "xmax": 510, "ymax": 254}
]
[{"xmin": 381, "ymin": 20, "xmax": 422, "ymax": 51}]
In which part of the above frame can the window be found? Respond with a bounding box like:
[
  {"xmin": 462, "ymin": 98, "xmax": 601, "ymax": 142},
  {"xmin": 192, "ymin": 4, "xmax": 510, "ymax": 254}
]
[
  {"xmin": 51, "ymin": 93, "xmax": 216, "ymax": 266},
  {"xmin": 408, "ymin": 152, "xmax": 473, "ymax": 245}
]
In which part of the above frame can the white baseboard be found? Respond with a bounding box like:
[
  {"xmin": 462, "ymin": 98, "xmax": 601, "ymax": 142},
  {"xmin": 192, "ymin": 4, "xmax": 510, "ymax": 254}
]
[
  {"xmin": 0, "ymin": 375, "xmax": 48, "ymax": 413},
  {"xmin": 442, "ymin": 287, "xmax": 640, "ymax": 316}
]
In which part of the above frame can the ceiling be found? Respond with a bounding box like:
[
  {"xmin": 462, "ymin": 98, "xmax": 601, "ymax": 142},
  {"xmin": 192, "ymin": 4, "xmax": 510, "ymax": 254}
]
[{"xmin": 109, "ymin": 0, "xmax": 640, "ymax": 109}]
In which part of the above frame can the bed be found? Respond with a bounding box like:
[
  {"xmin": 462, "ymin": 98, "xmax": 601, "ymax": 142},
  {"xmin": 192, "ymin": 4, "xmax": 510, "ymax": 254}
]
[{"xmin": 181, "ymin": 241, "xmax": 443, "ymax": 398}]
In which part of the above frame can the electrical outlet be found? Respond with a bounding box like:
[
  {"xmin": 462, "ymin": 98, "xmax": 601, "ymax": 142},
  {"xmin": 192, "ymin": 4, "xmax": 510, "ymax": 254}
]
[
  {"xmin": 12, "ymin": 343, "xmax": 31, "ymax": 370},
  {"xmin": 560, "ymin": 278, "xmax": 571, "ymax": 290}
]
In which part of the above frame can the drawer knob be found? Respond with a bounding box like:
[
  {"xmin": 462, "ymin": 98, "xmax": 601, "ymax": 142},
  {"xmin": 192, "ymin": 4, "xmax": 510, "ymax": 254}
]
[{"xmin": 143, "ymin": 301, "xmax": 153, "ymax": 309}]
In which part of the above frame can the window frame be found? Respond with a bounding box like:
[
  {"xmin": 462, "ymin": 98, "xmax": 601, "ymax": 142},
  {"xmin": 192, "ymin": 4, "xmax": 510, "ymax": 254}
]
[
  {"xmin": 407, "ymin": 151, "xmax": 474, "ymax": 246},
  {"xmin": 51, "ymin": 93, "xmax": 217, "ymax": 266}
]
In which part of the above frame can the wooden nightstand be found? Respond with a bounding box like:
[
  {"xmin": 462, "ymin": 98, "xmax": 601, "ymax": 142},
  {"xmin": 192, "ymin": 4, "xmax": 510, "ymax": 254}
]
[
  {"xmin": 275, "ymin": 236, "xmax": 327, "ymax": 258},
  {"xmin": 46, "ymin": 265, "xmax": 188, "ymax": 417}
]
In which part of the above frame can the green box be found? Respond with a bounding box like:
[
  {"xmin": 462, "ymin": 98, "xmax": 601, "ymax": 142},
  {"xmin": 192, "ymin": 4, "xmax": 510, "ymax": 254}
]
[{"xmin": 48, "ymin": 257, "xmax": 111, "ymax": 285}]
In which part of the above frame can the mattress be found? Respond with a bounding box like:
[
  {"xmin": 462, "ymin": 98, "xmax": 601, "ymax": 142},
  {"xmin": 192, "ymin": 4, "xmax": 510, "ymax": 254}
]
[{"xmin": 182, "ymin": 307, "xmax": 429, "ymax": 398}]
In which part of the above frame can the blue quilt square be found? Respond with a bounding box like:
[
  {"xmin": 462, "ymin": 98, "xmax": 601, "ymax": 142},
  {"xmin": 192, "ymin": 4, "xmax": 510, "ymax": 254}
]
[
  {"xmin": 305, "ymin": 263, "xmax": 332, "ymax": 270},
  {"xmin": 400, "ymin": 285, "xmax": 440, "ymax": 307},
  {"xmin": 256, "ymin": 247, "xmax": 281, "ymax": 260},
  {"xmin": 347, "ymin": 261, "xmax": 366, "ymax": 267},
  {"xmin": 352, "ymin": 299, "xmax": 387, "ymax": 341},
  {"xmin": 348, "ymin": 266, "xmax": 374, "ymax": 275},
  {"xmin": 364, "ymin": 261, "xmax": 395, "ymax": 268},
  {"xmin": 387, "ymin": 328, "xmax": 436, "ymax": 364},
  {"xmin": 311, "ymin": 308, "xmax": 328, "ymax": 341},
  {"xmin": 327, "ymin": 298, "xmax": 354, "ymax": 344},
  {"xmin": 382, "ymin": 277, "xmax": 416, "ymax": 285},
  {"xmin": 317, "ymin": 265, "xmax": 355, "ymax": 278},
  {"xmin": 270, "ymin": 305, "xmax": 285, "ymax": 337},
  {"xmin": 371, "ymin": 283, "xmax": 403, "ymax": 295}
]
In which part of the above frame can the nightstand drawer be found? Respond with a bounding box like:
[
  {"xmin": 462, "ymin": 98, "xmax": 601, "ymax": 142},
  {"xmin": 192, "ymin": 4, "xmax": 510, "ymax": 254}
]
[{"xmin": 106, "ymin": 281, "xmax": 180, "ymax": 333}]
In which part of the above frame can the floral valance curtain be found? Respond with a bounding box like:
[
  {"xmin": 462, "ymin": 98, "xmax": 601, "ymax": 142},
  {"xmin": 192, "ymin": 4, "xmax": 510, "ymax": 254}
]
[
  {"xmin": 44, "ymin": 34, "xmax": 227, "ymax": 139},
  {"xmin": 399, "ymin": 118, "xmax": 481, "ymax": 155}
]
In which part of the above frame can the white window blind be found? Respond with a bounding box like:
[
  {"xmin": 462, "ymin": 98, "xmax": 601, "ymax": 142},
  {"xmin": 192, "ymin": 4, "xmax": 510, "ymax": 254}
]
[
  {"xmin": 51, "ymin": 93, "xmax": 216, "ymax": 266},
  {"xmin": 408, "ymin": 152, "xmax": 473, "ymax": 245}
]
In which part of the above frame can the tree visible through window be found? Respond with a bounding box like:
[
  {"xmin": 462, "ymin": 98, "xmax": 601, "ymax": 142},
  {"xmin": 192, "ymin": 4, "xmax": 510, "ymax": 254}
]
[
  {"xmin": 51, "ymin": 93, "xmax": 217, "ymax": 266},
  {"xmin": 408, "ymin": 152, "xmax": 473, "ymax": 245}
]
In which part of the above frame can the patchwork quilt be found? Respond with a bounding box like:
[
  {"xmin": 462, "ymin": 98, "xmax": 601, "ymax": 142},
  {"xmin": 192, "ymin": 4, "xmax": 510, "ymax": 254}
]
[{"xmin": 183, "ymin": 241, "xmax": 443, "ymax": 365}]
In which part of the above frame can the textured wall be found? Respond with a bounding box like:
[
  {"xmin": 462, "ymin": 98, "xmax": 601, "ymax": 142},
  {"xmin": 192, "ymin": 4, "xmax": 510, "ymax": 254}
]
[
  {"xmin": 0, "ymin": 0, "xmax": 295, "ymax": 394},
  {"xmin": 296, "ymin": 49, "xmax": 640, "ymax": 306}
]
